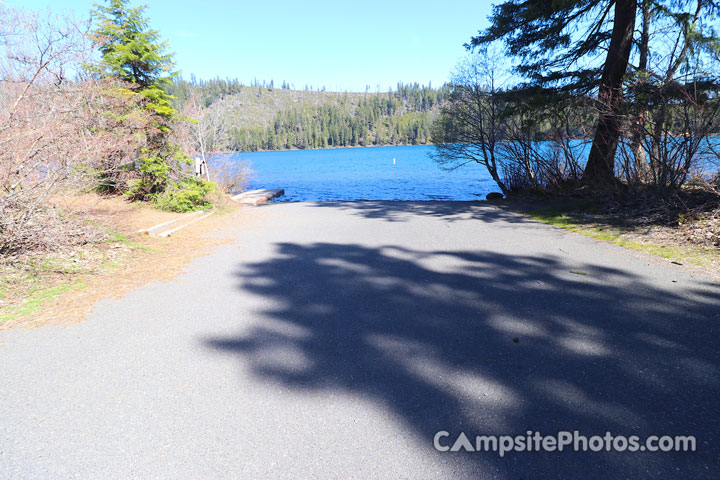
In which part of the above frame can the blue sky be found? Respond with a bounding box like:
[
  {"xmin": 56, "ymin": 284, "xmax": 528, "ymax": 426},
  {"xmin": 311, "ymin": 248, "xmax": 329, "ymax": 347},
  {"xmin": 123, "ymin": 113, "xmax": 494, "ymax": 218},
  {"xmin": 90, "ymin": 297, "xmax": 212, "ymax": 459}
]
[{"xmin": 9, "ymin": 0, "xmax": 494, "ymax": 92}]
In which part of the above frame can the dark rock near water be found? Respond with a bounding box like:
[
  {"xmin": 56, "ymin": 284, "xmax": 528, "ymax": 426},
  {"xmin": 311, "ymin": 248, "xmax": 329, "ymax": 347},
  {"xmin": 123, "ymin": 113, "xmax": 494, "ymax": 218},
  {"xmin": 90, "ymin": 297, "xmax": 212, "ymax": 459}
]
[{"xmin": 486, "ymin": 192, "xmax": 504, "ymax": 200}]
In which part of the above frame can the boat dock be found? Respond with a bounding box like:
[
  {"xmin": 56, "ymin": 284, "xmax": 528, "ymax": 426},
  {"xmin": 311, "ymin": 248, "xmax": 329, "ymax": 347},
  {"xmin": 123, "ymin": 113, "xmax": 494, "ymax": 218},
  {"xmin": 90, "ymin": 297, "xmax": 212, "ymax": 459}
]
[{"xmin": 231, "ymin": 189, "xmax": 285, "ymax": 205}]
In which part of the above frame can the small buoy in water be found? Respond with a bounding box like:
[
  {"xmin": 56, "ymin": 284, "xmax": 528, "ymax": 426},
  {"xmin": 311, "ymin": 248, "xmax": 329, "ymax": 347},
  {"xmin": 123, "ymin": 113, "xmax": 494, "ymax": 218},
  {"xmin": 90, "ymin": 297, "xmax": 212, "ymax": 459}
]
[{"xmin": 393, "ymin": 158, "xmax": 396, "ymax": 165}]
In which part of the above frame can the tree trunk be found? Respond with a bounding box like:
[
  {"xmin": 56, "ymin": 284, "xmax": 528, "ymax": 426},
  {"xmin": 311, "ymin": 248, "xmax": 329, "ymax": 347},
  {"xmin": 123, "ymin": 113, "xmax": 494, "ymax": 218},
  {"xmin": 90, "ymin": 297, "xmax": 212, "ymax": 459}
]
[
  {"xmin": 582, "ymin": 0, "xmax": 637, "ymax": 188},
  {"xmin": 629, "ymin": 0, "xmax": 650, "ymax": 183}
]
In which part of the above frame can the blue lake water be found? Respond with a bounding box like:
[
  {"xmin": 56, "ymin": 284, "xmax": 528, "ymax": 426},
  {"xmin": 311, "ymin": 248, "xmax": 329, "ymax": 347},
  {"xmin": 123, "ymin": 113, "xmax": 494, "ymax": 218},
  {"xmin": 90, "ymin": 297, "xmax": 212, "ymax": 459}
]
[{"xmin": 227, "ymin": 145, "xmax": 496, "ymax": 202}]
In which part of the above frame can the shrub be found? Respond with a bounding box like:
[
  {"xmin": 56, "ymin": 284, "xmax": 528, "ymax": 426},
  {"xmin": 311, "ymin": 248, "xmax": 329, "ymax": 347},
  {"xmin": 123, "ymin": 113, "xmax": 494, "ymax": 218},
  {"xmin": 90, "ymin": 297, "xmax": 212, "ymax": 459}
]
[
  {"xmin": 209, "ymin": 157, "xmax": 253, "ymax": 194},
  {"xmin": 125, "ymin": 147, "xmax": 192, "ymax": 201},
  {"xmin": 155, "ymin": 177, "xmax": 218, "ymax": 212}
]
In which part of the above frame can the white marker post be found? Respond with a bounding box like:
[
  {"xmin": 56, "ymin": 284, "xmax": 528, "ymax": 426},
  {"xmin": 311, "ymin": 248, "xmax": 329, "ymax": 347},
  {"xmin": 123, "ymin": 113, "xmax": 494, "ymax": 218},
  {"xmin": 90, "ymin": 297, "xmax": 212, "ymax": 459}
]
[{"xmin": 194, "ymin": 156, "xmax": 210, "ymax": 180}]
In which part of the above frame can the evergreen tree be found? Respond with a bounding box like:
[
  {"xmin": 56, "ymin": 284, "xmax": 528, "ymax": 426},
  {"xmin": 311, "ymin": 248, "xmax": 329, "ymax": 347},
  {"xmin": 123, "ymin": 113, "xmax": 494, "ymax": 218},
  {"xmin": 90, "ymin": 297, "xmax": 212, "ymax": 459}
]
[
  {"xmin": 471, "ymin": 0, "xmax": 720, "ymax": 189},
  {"xmin": 91, "ymin": 0, "xmax": 175, "ymax": 117},
  {"xmin": 471, "ymin": 0, "xmax": 638, "ymax": 188},
  {"xmin": 90, "ymin": 0, "xmax": 185, "ymax": 199}
]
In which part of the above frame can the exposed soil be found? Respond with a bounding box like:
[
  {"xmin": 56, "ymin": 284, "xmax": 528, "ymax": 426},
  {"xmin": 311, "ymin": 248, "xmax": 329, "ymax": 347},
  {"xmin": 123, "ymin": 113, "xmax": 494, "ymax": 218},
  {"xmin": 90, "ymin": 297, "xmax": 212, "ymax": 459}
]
[{"xmin": 0, "ymin": 194, "xmax": 242, "ymax": 330}]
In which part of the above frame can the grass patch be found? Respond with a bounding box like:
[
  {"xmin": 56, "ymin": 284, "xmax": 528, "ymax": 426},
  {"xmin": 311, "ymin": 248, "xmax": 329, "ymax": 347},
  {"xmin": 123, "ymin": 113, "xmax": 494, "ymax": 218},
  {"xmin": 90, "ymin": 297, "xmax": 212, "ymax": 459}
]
[
  {"xmin": 39, "ymin": 256, "xmax": 88, "ymax": 275},
  {"xmin": 109, "ymin": 231, "xmax": 150, "ymax": 252},
  {"xmin": 527, "ymin": 206, "xmax": 718, "ymax": 268},
  {"xmin": 0, "ymin": 231, "xmax": 149, "ymax": 325},
  {"xmin": 110, "ymin": 232, "xmax": 129, "ymax": 242},
  {"xmin": 569, "ymin": 269, "xmax": 588, "ymax": 275},
  {"xmin": 0, "ymin": 280, "xmax": 87, "ymax": 323}
]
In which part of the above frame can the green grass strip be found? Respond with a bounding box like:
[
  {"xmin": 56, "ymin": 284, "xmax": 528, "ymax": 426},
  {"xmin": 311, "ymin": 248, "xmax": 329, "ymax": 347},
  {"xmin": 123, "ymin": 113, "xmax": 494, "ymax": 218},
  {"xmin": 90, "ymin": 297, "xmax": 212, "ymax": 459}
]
[{"xmin": 0, "ymin": 280, "xmax": 87, "ymax": 323}]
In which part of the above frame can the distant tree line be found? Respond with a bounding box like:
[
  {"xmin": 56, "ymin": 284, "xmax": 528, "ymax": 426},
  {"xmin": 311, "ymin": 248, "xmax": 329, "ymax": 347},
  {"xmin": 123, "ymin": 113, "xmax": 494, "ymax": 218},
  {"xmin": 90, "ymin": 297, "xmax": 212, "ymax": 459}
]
[
  {"xmin": 166, "ymin": 76, "xmax": 246, "ymax": 107},
  {"xmin": 166, "ymin": 78, "xmax": 451, "ymax": 151},
  {"xmin": 228, "ymin": 94, "xmax": 444, "ymax": 151}
]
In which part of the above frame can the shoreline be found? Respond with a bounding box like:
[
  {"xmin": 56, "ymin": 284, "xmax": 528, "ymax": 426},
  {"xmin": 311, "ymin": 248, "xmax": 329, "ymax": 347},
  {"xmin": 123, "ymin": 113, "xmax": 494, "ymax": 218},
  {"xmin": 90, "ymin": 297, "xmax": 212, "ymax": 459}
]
[{"xmin": 214, "ymin": 142, "xmax": 433, "ymax": 155}]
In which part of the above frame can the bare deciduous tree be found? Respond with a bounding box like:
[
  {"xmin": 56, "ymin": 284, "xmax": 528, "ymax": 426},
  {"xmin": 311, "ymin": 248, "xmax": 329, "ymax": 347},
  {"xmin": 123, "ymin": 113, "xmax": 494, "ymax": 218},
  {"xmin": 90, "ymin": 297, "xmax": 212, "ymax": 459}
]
[
  {"xmin": 0, "ymin": 6, "xmax": 151, "ymax": 253},
  {"xmin": 430, "ymin": 51, "xmax": 508, "ymax": 194},
  {"xmin": 173, "ymin": 92, "xmax": 254, "ymax": 193},
  {"xmin": 431, "ymin": 51, "xmax": 591, "ymax": 195},
  {"xmin": 176, "ymin": 91, "xmax": 230, "ymax": 179}
]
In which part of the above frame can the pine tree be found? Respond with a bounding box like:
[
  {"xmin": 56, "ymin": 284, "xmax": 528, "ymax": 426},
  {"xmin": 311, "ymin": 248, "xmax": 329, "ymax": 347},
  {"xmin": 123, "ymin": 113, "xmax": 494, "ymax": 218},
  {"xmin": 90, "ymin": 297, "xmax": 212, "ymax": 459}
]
[
  {"xmin": 91, "ymin": 0, "xmax": 176, "ymax": 117},
  {"xmin": 471, "ymin": 0, "xmax": 720, "ymax": 190},
  {"xmin": 90, "ymin": 0, "xmax": 185, "ymax": 199},
  {"xmin": 472, "ymin": 0, "xmax": 638, "ymax": 188}
]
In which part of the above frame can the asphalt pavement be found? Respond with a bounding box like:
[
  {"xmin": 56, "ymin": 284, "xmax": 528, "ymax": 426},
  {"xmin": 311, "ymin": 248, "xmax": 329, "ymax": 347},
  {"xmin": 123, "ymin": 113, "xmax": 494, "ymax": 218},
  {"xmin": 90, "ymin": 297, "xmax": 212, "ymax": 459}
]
[{"xmin": 1, "ymin": 201, "xmax": 718, "ymax": 479}]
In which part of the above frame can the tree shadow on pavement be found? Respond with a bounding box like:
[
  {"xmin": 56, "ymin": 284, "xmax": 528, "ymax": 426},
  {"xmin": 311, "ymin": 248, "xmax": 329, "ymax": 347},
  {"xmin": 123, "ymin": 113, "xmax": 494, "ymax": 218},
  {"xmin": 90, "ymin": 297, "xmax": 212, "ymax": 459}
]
[
  {"xmin": 203, "ymin": 241, "xmax": 720, "ymax": 479},
  {"xmin": 305, "ymin": 200, "xmax": 530, "ymax": 224}
]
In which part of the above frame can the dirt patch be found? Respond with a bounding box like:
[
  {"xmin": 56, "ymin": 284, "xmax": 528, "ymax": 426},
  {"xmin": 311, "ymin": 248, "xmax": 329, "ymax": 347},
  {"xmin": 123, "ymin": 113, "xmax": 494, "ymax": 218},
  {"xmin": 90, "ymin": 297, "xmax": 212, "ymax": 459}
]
[
  {"xmin": 53, "ymin": 193, "xmax": 188, "ymax": 233},
  {"xmin": 1, "ymin": 194, "xmax": 243, "ymax": 330},
  {"xmin": 510, "ymin": 190, "xmax": 720, "ymax": 276}
]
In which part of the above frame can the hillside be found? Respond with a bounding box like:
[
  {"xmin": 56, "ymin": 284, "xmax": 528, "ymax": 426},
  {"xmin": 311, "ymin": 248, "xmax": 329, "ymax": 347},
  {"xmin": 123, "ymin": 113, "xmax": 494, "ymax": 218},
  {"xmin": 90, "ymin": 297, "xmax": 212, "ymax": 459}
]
[{"xmin": 167, "ymin": 79, "xmax": 450, "ymax": 151}]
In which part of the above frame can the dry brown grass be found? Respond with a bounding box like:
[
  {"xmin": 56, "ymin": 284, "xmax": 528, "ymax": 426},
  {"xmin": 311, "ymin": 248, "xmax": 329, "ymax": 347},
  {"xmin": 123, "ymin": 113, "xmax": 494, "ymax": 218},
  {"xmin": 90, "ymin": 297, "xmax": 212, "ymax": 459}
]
[{"xmin": 0, "ymin": 194, "xmax": 241, "ymax": 330}]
